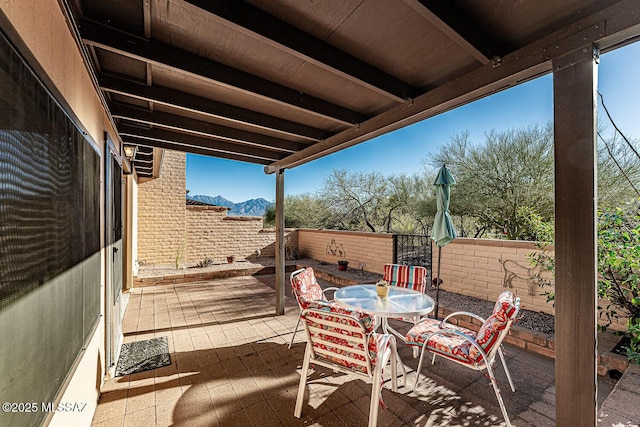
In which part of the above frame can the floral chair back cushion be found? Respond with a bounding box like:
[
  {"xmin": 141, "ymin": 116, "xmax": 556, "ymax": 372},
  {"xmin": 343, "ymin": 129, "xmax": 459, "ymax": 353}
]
[
  {"xmin": 302, "ymin": 300, "xmax": 379, "ymax": 373},
  {"xmin": 291, "ymin": 267, "xmax": 324, "ymax": 308},
  {"xmin": 469, "ymin": 291, "xmax": 519, "ymax": 362}
]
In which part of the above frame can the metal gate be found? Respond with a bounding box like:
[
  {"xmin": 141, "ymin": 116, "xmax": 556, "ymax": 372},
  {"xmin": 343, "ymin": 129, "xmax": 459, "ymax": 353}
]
[{"xmin": 393, "ymin": 234, "xmax": 432, "ymax": 283}]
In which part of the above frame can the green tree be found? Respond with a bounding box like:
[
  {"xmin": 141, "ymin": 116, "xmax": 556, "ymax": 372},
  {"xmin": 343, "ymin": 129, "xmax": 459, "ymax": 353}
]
[
  {"xmin": 313, "ymin": 169, "xmax": 435, "ymax": 233},
  {"xmin": 316, "ymin": 169, "xmax": 393, "ymax": 232},
  {"xmin": 382, "ymin": 173, "xmax": 434, "ymax": 234},
  {"xmin": 265, "ymin": 169, "xmax": 435, "ymax": 234},
  {"xmin": 263, "ymin": 194, "xmax": 331, "ymax": 228},
  {"xmin": 428, "ymin": 125, "xmax": 555, "ymax": 239},
  {"xmin": 428, "ymin": 123, "xmax": 640, "ymax": 239},
  {"xmin": 597, "ymin": 130, "xmax": 640, "ymax": 207},
  {"xmin": 598, "ymin": 201, "xmax": 640, "ymax": 331}
]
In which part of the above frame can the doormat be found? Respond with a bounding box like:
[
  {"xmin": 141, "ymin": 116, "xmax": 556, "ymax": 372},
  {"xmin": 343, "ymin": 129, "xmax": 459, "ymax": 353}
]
[{"xmin": 115, "ymin": 336, "xmax": 171, "ymax": 377}]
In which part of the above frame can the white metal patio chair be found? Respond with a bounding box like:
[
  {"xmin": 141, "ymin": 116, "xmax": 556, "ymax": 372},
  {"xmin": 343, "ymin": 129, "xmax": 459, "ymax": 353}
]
[
  {"xmin": 294, "ymin": 300, "xmax": 398, "ymax": 427},
  {"xmin": 288, "ymin": 267, "xmax": 338, "ymax": 349},
  {"xmin": 405, "ymin": 290, "xmax": 520, "ymax": 427}
]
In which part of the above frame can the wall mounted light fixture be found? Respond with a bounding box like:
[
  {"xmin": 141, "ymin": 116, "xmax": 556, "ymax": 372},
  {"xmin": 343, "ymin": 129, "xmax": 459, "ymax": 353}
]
[{"xmin": 123, "ymin": 144, "xmax": 137, "ymax": 160}]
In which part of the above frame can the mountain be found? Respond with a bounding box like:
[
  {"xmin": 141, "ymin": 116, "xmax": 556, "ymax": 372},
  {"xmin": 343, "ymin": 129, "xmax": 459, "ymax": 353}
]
[
  {"xmin": 231, "ymin": 198, "xmax": 273, "ymax": 216},
  {"xmin": 188, "ymin": 194, "xmax": 235, "ymax": 208},
  {"xmin": 187, "ymin": 194, "xmax": 272, "ymax": 216}
]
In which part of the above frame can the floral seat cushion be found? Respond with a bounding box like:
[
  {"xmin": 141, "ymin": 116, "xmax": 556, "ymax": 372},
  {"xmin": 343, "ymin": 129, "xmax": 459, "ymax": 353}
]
[
  {"xmin": 302, "ymin": 300, "xmax": 385, "ymax": 373},
  {"xmin": 383, "ymin": 264, "xmax": 427, "ymax": 293},
  {"xmin": 405, "ymin": 319, "xmax": 477, "ymax": 364},
  {"xmin": 406, "ymin": 291, "xmax": 519, "ymax": 365},
  {"xmin": 466, "ymin": 291, "xmax": 519, "ymax": 361}
]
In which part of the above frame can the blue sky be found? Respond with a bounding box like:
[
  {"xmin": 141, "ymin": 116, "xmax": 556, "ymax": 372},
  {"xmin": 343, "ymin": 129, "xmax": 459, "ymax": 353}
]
[{"xmin": 186, "ymin": 42, "xmax": 640, "ymax": 203}]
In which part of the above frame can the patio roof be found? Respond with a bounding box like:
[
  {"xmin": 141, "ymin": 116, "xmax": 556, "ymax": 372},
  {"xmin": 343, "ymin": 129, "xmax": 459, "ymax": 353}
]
[{"xmin": 65, "ymin": 0, "xmax": 640, "ymax": 177}]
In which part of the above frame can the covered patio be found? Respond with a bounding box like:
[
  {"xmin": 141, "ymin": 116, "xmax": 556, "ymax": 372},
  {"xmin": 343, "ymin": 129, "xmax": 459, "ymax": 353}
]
[
  {"xmin": 91, "ymin": 273, "xmax": 622, "ymax": 427},
  {"xmin": 3, "ymin": 0, "xmax": 640, "ymax": 425},
  {"xmin": 68, "ymin": 4, "xmax": 640, "ymax": 424}
]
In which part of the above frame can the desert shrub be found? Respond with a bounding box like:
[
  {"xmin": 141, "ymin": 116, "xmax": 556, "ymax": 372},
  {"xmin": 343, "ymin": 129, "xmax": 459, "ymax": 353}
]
[
  {"xmin": 524, "ymin": 200, "xmax": 640, "ymax": 363},
  {"xmin": 196, "ymin": 257, "xmax": 215, "ymax": 268}
]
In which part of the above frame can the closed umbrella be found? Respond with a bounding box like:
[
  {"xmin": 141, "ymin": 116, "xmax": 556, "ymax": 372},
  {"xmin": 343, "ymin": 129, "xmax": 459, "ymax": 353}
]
[{"xmin": 432, "ymin": 165, "xmax": 456, "ymax": 318}]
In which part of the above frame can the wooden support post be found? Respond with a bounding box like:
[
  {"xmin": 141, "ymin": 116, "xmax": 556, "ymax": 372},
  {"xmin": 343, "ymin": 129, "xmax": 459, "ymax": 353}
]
[
  {"xmin": 275, "ymin": 169, "xmax": 285, "ymax": 315},
  {"xmin": 553, "ymin": 48, "xmax": 598, "ymax": 426}
]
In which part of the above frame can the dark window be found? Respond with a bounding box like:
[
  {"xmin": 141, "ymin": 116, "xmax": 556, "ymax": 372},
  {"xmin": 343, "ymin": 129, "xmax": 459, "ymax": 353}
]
[{"xmin": 0, "ymin": 26, "xmax": 101, "ymax": 427}]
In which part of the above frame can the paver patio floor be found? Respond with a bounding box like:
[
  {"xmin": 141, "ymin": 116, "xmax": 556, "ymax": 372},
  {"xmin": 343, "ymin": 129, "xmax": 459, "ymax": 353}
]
[{"xmin": 91, "ymin": 274, "xmax": 615, "ymax": 427}]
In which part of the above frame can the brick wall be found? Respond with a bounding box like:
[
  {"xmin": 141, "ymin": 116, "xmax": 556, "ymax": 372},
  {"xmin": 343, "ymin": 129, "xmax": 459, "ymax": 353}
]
[
  {"xmin": 137, "ymin": 149, "xmax": 299, "ymax": 267},
  {"xmin": 297, "ymin": 229, "xmax": 394, "ymax": 274},
  {"xmin": 186, "ymin": 206, "xmax": 296, "ymax": 263},
  {"xmin": 137, "ymin": 151, "xmax": 187, "ymax": 265},
  {"xmin": 295, "ymin": 231, "xmax": 555, "ymax": 315}
]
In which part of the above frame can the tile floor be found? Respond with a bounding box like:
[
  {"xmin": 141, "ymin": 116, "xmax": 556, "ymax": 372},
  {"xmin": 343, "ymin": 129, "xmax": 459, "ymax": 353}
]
[{"xmin": 90, "ymin": 274, "xmax": 611, "ymax": 427}]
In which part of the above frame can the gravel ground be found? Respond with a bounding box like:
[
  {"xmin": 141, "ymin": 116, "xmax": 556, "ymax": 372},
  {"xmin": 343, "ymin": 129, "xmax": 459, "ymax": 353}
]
[
  {"xmin": 422, "ymin": 287, "xmax": 555, "ymax": 335},
  {"xmin": 138, "ymin": 257, "xmax": 555, "ymax": 335}
]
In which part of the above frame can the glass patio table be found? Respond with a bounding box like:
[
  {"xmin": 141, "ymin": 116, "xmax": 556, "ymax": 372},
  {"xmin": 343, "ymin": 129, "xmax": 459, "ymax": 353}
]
[{"xmin": 334, "ymin": 284, "xmax": 435, "ymax": 383}]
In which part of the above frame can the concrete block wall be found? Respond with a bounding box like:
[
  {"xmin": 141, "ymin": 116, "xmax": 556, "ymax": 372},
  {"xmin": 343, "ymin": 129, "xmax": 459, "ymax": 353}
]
[
  {"xmin": 297, "ymin": 229, "xmax": 393, "ymax": 274},
  {"xmin": 186, "ymin": 206, "xmax": 297, "ymax": 263},
  {"xmin": 136, "ymin": 149, "xmax": 298, "ymax": 267},
  {"xmin": 433, "ymin": 238, "xmax": 554, "ymax": 315},
  {"xmin": 435, "ymin": 238, "xmax": 629, "ymax": 331},
  {"xmin": 137, "ymin": 150, "xmax": 187, "ymax": 265}
]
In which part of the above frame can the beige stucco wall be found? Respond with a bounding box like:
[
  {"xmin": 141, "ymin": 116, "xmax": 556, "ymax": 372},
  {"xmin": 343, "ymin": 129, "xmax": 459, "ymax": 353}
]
[
  {"xmin": 2, "ymin": 0, "xmax": 117, "ymax": 151},
  {"xmin": 297, "ymin": 229, "xmax": 394, "ymax": 274},
  {"xmin": 137, "ymin": 150, "xmax": 187, "ymax": 265}
]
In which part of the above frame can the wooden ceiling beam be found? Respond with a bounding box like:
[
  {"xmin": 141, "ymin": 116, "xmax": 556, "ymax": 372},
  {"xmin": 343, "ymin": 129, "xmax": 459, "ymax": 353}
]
[
  {"xmin": 80, "ymin": 18, "xmax": 366, "ymax": 125},
  {"xmin": 124, "ymin": 135, "xmax": 272, "ymax": 165},
  {"xmin": 266, "ymin": 0, "xmax": 640, "ymax": 173},
  {"xmin": 111, "ymin": 103, "xmax": 307, "ymax": 153},
  {"xmin": 404, "ymin": 0, "xmax": 507, "ymax": 65},
  {"xmin": 100, "ymin": 74, "xmax": 331, "ymax": 142},
  {"xmin": 118, "ymin": 124, "xmax": 283, "ymax": 162},
  {"xmin": 183, "ymin": 0, "xmax": 420, "ymax": 103}
]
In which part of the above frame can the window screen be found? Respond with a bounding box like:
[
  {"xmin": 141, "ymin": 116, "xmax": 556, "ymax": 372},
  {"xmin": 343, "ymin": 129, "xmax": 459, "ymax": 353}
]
[{"xmin": 0, "ymin": 27, "xmax": 101, "ymax": 427}]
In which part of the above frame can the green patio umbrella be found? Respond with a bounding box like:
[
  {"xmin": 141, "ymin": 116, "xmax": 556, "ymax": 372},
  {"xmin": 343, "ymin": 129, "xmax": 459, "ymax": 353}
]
[{"xmin": 432, "ymin": 165, "xmax": 456, "ymax": 318}]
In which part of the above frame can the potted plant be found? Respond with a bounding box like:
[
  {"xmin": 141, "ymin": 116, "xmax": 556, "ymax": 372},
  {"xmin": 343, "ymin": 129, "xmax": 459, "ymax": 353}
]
[
  {"xmin": 227, "ymin": 255, "xmax": 235, "ymax": 264},
  {"xmin": 337, "ymin": 260, "xmax": 349, "ymax": 271},
  {"xmin": 376, "ymin": 279, "xmax": 390, "ymax": 298}
]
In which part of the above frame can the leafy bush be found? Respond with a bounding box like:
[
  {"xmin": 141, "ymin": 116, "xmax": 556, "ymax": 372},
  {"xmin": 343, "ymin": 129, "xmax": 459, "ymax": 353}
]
[
  {"xmin": 597, "ymin": 202, "xmax": 640, "ymax": 363},
  {"xmin": 520, "ymin": 207, "xmax": 556, "ymax": 304},
  {"xmin": 525, "ymin": 200, "xmax": 640, "ymax": 363},
  {"xmin": 625, "ymin": 322, "xmax": 640, "ymax": 365}
]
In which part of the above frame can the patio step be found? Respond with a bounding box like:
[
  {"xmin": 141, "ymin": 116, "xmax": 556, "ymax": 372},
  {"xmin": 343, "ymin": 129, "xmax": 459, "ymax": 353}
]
[{"xmin": 133, "ymin": 263, "xmax": 298, "ymax": 287}]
